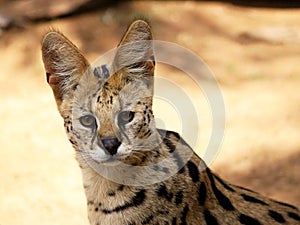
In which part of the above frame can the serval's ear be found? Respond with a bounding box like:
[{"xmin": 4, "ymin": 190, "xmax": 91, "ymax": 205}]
[
  {"xmin": 112, "ymin": 20, "xmax": 155, "ymax": 82},
  {"xmin": 42, "ymin": 31, "xmax": 90, "ymax": 107}
]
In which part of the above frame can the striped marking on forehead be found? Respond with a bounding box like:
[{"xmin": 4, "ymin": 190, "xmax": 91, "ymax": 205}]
[{"xmin": 93, "ymin": 64, "xmax": 110, "ymax": 80}]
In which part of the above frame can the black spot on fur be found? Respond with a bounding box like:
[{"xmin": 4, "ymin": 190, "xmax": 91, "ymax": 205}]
[
  {"xmin": 102, "ymin": 189, "xmax": 146, "ymax": 214},
  {"xmin": 136, "ymin": 123, "xmax": 145, "ymax": 134},
  {"xmin": 180, "ymin": 205, "xmax": 189, "ymax": 225},
  {"xmin": 204, "ymin": 209, "xmax": 219, "ymax": 225},
  {"xmin": 272, "ymin": 200, "xmax": 298, "ymax": 210},
  {"xmin": 214, "ymin": 174, "xmax": 235, "ymax": 192},
  {"xmin": 234, "ymin": 185, "xmax": 257, "ymax": 193},
  {"xmin": 239, "ymin": 214, "xmax": 262, "ymax": 225},
  {"xmin": 288, "ymin": 212, "xmax": 300, "ymax": 221},
  {"xmin": 164, "ymin": 136, "xmax": 176, "ymax": 153},
  {"xmin": 268, "ymin": 210, "xmax": 286, "ymax": 223},
  {"xmin": 141, "ymin": 214, "xmax": 154, "ymax": 224},
  {"xmin": 168, "ymin": 130, "xmax": 181, "ymax": 140},
  {"xmin": 160, "ymin": 130, "xmax": 179, "ymax": 153},
  {"xmin": 69, "ymin": 139, "xmax": 76, "ymax": 145},
  {"xmin": 127, "ymin": 222, "xmax": 136, "ymax": 225},
  {"xmin": 143, "ymin": 129, "xmax": 152, "ymax": 138},
  {"xmin": 107, "ymin": 190, "xmax": 115, "ymax": 196},
  {"xmin": 158, "ymin": 209, "xmax": 169, "ymax": 215},
  {"xmin": 206, "ymin": 168, "xmax": 235, "ymax": 211},
  {"xmin": 241, "ymin": 194, "xmax": 268, "ymax": 206},
  {"xmin": 175, "ymin": 191, "xmax": 183, "ymax": 205},
  {"xmin": 172, "ymin": 217, "xmax": 177, "ymax": 225},
  {"xmin": 156, "ymin": 184, "xmax": 173, "ymax": 202},
  {"xmin": 118, "ymin": 184, "xmax": 125, "ymax": 191},
  {"xmin": 157, "ymin": 129, "xmax": 185, "ymax": 173},
  {"xmin": 198, "ymin": 182, "xmax": 207, "ymax": 205},
  {"xmin": 187, "ymin": 160, "xmax": 200, "ymax": 182}
]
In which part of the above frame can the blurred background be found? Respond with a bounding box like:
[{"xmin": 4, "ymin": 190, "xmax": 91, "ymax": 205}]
[{"xmin": 0, "ymin": 1, "xmax": 300, "ymax": 224}]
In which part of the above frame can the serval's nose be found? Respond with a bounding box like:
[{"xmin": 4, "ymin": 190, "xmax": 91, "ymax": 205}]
[{"xmin": 101, "ymin": 137, "xmax": 121, "ymax": 155}]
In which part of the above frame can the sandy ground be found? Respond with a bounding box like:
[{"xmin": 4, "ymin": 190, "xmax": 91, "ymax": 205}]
[{"xmin": 0, "ymin": 2, "xmax": 299, "ymax": 224}]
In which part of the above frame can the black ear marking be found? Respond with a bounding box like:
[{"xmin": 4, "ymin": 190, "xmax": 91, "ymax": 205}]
[
  {"xmin": 93, "ymin": 67, "xmax": 101, "ymax": 78},
  {"xmin": 102, "ymin": 65, "xmax": 110, "ymax": 78},
  {"xmin": 93, "ymin": 64, "xmax": 110, "ymax": 80}
]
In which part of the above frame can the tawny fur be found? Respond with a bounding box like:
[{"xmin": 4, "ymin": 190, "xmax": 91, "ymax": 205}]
[{"xmin": 42, "ymin": 20, "xmax": 300, "ymax": 225}]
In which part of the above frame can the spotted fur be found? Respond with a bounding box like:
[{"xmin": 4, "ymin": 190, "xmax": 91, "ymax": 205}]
[{"xmin": 42, "ymin": 20, "xmax": 300, "ymax": 225}]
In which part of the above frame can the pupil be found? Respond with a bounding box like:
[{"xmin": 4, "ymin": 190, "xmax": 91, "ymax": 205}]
[
  {"xmin": 123, "ymin": 112, "xmax": 131, "ymax": 120},
  {"xmin": 85, "ymin": 117, "xmax": 92, "ymax": 124}
]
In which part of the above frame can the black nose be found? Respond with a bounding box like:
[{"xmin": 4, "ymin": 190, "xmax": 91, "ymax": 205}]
[{"xmin": 101, "ymin": 137, "xmax": 121, "ymax": 155}]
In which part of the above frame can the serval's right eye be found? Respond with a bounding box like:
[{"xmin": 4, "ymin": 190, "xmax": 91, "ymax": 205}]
[
  {"xmin": 118, "ymin": 111, "xmax": 135, "ymax": 127},
  {"xmin": 79, "ymin": 115, "xmax": 96, "ymax": 128}
]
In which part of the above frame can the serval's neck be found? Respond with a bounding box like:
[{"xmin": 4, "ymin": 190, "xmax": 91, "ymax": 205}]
[{"xmin": 80, "ymin": 166, "xmax": 118, "ymax": 200}]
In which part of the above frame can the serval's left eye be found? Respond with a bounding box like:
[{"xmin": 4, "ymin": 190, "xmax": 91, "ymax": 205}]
[
  {"xmin": 79, "ymin": 115, "xmax": 96, "ymax": 128},
  {"xmin": 118, "ymin": 111, "xmax": 135, "ymax": 127}
]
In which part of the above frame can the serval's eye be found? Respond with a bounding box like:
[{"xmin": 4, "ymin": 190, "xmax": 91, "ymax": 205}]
[
  {"xmin": 118, "ymin": 111, "xmax": 135, "ymax": 126},
  {"xmin": 79, "ymin": 115, "xmax": 96, "ymax": 128}
]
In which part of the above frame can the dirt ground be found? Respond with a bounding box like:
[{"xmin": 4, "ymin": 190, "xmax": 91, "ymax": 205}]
[{"xmin": 0, "ymin": 2, "xmax": 300, "ymax": 224}]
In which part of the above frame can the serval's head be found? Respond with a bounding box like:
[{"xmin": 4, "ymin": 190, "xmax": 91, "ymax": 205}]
[{"xmin": 42, "ymin": 20, "xmax": 161, "ymax": 166}]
